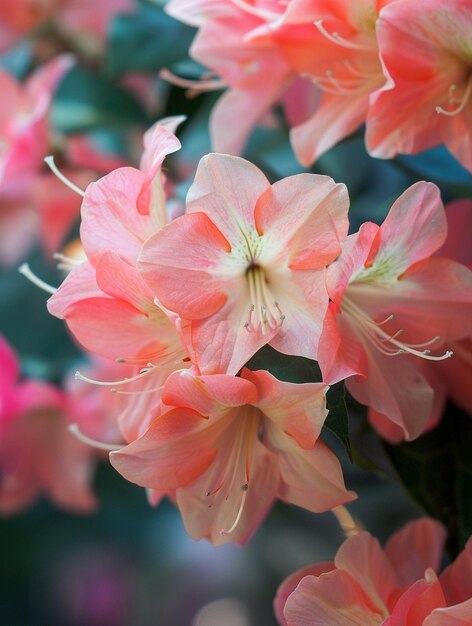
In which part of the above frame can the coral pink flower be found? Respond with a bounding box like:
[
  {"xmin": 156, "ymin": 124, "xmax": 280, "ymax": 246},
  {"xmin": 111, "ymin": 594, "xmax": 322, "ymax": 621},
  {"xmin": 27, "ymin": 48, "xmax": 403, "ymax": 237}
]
[
  {"xmin": 367, "ymin": 0, "xmax": 472, "ymax": 172},
  {"xmin": 110, "ymin": 367, "xmax": 355, "ymax": 545},
  {"xmin": 139, "ymin": 153, "xmax": 349, "ymax": 375},
  {"xmin": 0, "ymin": 335, "xmax": 97, "ymax": 515},
  {"xmin": 0, "ymin": 0, "xmax": 131, "ymax": 54},
  {"xmin": 47, "ymin": 119, "xmax": 191, "ymax": 439},
  {"xmin": 165, "ymin": 0, "xmax": 296, "ymax": 154},
  {"xmin": 318, "ymin": 182, "xmax": 472, "ymax": 441},
  {"xmin": 275, "ymin": 518, "xmax": 472, "ymax": 626},
  {"xmin": 266, "ymin": 0, "xmax": 393, "ymax": 165}
]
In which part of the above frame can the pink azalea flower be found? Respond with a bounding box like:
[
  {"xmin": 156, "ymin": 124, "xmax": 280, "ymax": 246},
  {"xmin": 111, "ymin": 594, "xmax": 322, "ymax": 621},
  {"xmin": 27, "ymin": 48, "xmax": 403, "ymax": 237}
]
[
  {"xmin": 165, "ymin": 0, "xmax": 296, "ymax": 154},
  {"xmin": 266, "ymin": 0, "xmax": 393, "ymax": 165},
  {"xmin": 317, "ymin": 182, "xmax": 472, "ymax": 441},
  {"xmin": 276, "ymin": 518, "xmax": 472, "ymax": 626},
  {"xmin": 0, "ymin": 0, "xmax": 131, "ymax": 54},
  {"xmin": 367, "ymin": 0, "xmax": 472, "ymax": 172},
  {"xmin": 110, "ymin": 367, "xmax": 355, "ymax": 545},
  {"xmin": 47, "ymin": 119, "xmax": 191, "ymax": 440},
  {"xmin": 0, "ymin": 334, "xmax": 97, "ymax": 515},
  {"xmin": 139, "ymin": 153, "xmax": 349, "ymax": 374}
]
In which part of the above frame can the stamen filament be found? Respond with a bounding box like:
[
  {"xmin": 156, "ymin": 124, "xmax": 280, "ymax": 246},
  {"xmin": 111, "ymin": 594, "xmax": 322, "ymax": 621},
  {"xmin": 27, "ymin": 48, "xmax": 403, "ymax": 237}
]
[
  {"xmin": 159, "ymin": 69, "xmax": 227, "ymax": 96},
  {"xmin": 245, "ymin": 267, "xmax": 284, "ymax": 333},
  {"xmin": 44, "ymin": 156, "xmax": 86, "ymax": 197},
  {"xmin": 314, "ymin": 20, "xmax": 372, "ymax": 51},
  {"xmin": 342, "ymin": 296, "xmax": 452, "ymax": 361},
  {"xmin": 75, "ymin": 365, "xmax": 155, "ymax": 387},
  {"xmin": 68, "ymin": 423, "xmax": 122, "ymax": 451},
  {"xmin": 228, "ymin": 0, "xmax": 279, "ymax": 20},
  {"xmin": 18, "ymin": 263, "xmax": 57, "ymax": 294},
  {"xmin": 436, "ymin": 76, "xmax": 472, "ymax": 116}
]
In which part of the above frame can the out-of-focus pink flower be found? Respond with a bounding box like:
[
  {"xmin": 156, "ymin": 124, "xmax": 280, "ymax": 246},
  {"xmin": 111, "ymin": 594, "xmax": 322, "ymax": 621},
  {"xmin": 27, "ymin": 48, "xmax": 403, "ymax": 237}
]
[
  {"xmin": 318, "ymin": 182, "xmax": 472, "ymax": 441},
  {"xmin": 266, "ymin": 0, "xmax": 393, "ymax": 165},
  {"xmin": 0, "ymin": 0, "xmax": 131, "ymax": 54},
  {"xmin": 110, "ymin": 367, "xmax": 355, "ymax": 545},
  {"xmin": 139, "ymin": 153, "xmax": 349, "ymax": 375},
  {"xmin": 165, "ymin": 0, "xmax": 296, "ymax": 154},
  {"xmin": 367, "ymin": 0, "xmax": 472, "ymax": 172},
  {"xmin": 0, "ymin": 334, "xmax": 97, "ymax": 515},
  {"xmin": 276, "ymin": 518, "xmax": 472, "ymax": 626}
]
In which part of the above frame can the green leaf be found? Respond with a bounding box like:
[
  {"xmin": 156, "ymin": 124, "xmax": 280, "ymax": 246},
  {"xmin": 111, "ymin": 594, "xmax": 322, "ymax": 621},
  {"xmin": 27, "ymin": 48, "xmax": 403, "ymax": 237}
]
[
  {"xmin": 51, "ymin": 66, "xmax": 148, "ymax": 133},
  {"xmin": 384, "ymin": 405, "xmax": 472, "ymax": 557},
  {"xmin": 106, "ymin": 6, "xmax": 195, "ymax": 77},
  {"xmin": 325, "ymin": 382, "xmax": 352, "ymax": 462},
  {"xmin": 245, "ymin": 345, "xmax": 322, "ymax": 383}
]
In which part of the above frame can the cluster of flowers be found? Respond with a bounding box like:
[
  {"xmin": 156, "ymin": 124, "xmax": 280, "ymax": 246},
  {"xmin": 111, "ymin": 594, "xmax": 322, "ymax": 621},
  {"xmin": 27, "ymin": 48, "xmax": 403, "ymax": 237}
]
[
  {"xmin": 41, "ymin": 119, "xmax": 472, "ymax": 545},
  {"xmin": 275, "ymin": 518, "xmax": 472, "ymax": 625},
  {"xmin": 166, "ymin": 0, "xmax": 472, "ymax": 171}
]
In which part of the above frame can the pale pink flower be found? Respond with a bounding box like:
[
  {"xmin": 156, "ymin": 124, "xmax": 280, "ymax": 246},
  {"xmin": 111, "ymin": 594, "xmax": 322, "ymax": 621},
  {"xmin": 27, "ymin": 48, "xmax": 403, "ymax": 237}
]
[
  {"xmin": 165, "ymin": 0, "xmax": 296, "ymax": 154},
  {"xmin": 110, "ymin": 367, "xmax": 355, "ymax": 545},
  {"xmin": 276, "ymin": 518, "xmax": 472, "ymax": 626},
  {"xmin": 0, "ymin": 0, "xmax": 131, "ymax": 54},
  {"xmin": 367, "ymin": 0, "xmax": 472, "ymax": 172},
  {"xmin": 266, "ymin": 0, "xmax": 393, "ymax": 165},
  {"xmin": 0, "ymin": 335, "xmax": 97, "ymax": 515},
  {"xmin": 318, "ymin": 182, "xmax": 472, "ymax": 441},
  {"xmin": 139, "ymin": 153, "xmax": 349, "ymax": 375}
]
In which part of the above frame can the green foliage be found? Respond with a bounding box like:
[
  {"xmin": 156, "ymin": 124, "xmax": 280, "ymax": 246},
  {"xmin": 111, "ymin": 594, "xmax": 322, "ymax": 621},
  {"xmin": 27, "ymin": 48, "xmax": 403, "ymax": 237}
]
[{"xmin": 385, "ymin": 405, "xmax": 472, "ymax": 557}]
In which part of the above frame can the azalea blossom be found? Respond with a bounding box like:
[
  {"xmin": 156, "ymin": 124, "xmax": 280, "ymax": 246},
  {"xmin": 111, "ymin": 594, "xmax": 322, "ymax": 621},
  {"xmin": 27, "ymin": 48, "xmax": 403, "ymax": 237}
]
[
  {"xmin": 317, "ymin": 182, "xmax": 472, "ymax": 441},
  {"xmin": 139, "ymin": 153, "xmax": 349, "ymax": 375},
  {"xmin": 165, "ymin": 0, "xmax": 298, "ymax": 154},
  {"xmin": 367, "ymin": 0, "xmax": 472, "ymax": 172},
  {"xmin": 275, "ymin": 517, "xmax": 472, "ymax": 626},
  {"xmin": 0, "ymin": 334, "xmax": 97, "ymax": 515},
  {"xmin": 47, "ymin": 119, "xmax": 191, "ymax": 440},
  {"xmin": 264, "ymin": 0, "xmax": 393, "ymax": 165},
  {"xmin": 0, "ymin": 0, "xmax": 132, "ymax": 55},
  {"xmin": 110, "ymin": 367, "xmax": 355, "ymax": 545}
]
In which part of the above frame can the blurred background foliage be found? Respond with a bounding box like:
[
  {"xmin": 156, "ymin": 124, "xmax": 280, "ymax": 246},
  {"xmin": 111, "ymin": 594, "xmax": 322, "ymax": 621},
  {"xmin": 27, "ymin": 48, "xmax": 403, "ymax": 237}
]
[{"xmin": 1, "ymin": 0, "xmax": 471, "ymax": 624}]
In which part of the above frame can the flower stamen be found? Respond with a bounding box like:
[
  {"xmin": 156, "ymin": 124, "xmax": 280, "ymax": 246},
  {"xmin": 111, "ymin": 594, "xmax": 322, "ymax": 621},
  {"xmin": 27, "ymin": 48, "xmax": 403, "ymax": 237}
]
[
  {"xmin": 314, "ymin": 20, "xmax": 372, "ymax": 51},
  {"xmin": 245, "ymin": 266, "xmax": 284, "ymax": 334},
  {"xmin": 436, "ymin": 76, "xmax": 472, "ymax": 116}
]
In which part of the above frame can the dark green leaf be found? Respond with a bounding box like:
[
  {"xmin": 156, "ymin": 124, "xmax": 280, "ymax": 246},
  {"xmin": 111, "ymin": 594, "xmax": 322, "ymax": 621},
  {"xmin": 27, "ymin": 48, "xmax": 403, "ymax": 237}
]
[
  {"xmin": 384, "ymin": 405, "xmax": 472, "ymax": 557},
  {"xmin": 325, "ymin": 382, "xmax": 352, "ymax": 462},
  {"xmin": 106, "ymin": 6, "xmax": 195, "ymax": 77},
  {"xmin": 51, "ymin": 66, "xmax": 148, "ymax": 133},
  {"xmin": 245, "ymin": 345, "xmax": 322, "ymax": 383}
]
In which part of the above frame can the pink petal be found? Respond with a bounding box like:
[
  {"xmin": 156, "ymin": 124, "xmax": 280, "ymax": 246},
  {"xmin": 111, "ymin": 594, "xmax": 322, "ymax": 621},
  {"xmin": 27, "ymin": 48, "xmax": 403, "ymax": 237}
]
[
  {"xmin": 384, "ymin": 572, "xmax": 446, "ymax": 626},
  {"xmin": 384, "ymin": 518, "xmax": 447, "ymax": 588},
  {"xmin": 291, "ymin": 92, "xmax": 370, "ymax": 166},
  {"xmin": 274, "ymin": 562, "xmax": 335, "ymax": 626},
  {"xmin": 254, "ymin": 173, "xmax": 349, "ymax": 269},
  {"xmin": 47, "ymin": 260, "xmax": 103, "ymax": 319},
  {"xmin": 424, "ymin": 598, "xmax": 472, "ymax": 626},
  {"xmin": 284, "ymin": 569, "xmax": 384, "ymax": 626},
  {"xmin": 243, "ymin": 368, "xmax": 328, "ymax": 449},
  {"xmin": 80, "ymin": 167, "xmax": 156, "ymax": 264},
  {"xmin": 335, "ymin": 531, "xmax": 398, "ymax": 615},
  {"xmin": 138, "ymin": 211, "xmax": 233, "ymax": 320},
  {"xmin": 376, "ymin": 182, "xmax": 447, "ymax": 271},
  {"xmin": 440, "ymin": 537, "xmax": 472, "ymax": 606},
  {"xmin": 162, "ymin": 369, "xmax": 258, "ymax": 414},
  {"xmin": 186, "ymin": 153, "xmax": 270, "ymax": 241}
]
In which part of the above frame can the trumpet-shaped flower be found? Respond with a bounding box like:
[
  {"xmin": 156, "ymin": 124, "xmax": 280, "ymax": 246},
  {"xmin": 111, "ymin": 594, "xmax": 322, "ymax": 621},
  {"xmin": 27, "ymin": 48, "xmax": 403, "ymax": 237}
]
[
  {"xmin": 110, "ymin": 367, "xmax": 355, "ymax": 545},
  {"xmin": 139, "ymin": 153, "xmax": 349, "ymax": 375},
  {"xmin": 276, "ymin": 517, "xmax": 472, "ymax": 626},
  {"xmin": 165, "ymin": 0, "xmax": 295, "ymax": 154},
  {"xmin": 318, "ymin": 182, "xmax": 472, "ymax": 440},
  {"xmin": 266, "ymin": 0, "xmax": 393, "ymax": 165},
  {"xmin": 367, "ymin": 0, "xmax": 472, "ymax": 172}
]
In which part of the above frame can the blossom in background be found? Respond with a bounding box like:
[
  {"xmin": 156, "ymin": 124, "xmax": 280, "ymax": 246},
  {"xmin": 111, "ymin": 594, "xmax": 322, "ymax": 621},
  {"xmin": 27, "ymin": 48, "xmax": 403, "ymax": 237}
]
[
  {"xmin": 139, "ymin": 153, "xmax": 349, "ymax": 374},
  {"xmin": 165, "ymin": 0, "xmax": 300, "ymax": 154},
  {"xmin": 0, "ymin": 0, "xmax": 132, "ymax": 55},
  {"xmin": 275, "ymin": 517, "xmax": 472, "ymax": 626},
  {"xmin": 317, "ymin": 182, "xmax": 472, "ymax": 441},
  {"xmin": 367, "ymin": 0, "xmax": 472, "ymax": 172},
  {"xmin": 110, "ymin": 367, "xmax": 355, "ymax": 545},
  {"xmin": 0, "ymin": 334, "xmax": 97, "ymax": 515},
  {"xmin": 264, "ymin": 0, "xmax": 393, "ymax": 165}
]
